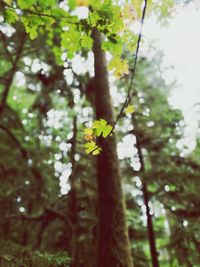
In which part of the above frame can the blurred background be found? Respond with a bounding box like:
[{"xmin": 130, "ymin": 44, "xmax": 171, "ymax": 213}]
[{"xmin": 0, "ymin": 0, "xmax": 200, "ymax": 266}]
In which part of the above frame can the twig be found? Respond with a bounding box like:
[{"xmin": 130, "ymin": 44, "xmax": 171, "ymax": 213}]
[
  {"xmin": 0, "ymin": 31, "xmax": 14, "ymax": 64},
  {"xmin": 112, "ymin": 0, "xmax": 148, "ymax": 132},
  {"xmin": 3, "ymin": 2, "xmax": 78, "ymax": 25},
  {"xmin": 0, "ymin": 34, "xmax": 27, "ymax": 118}
]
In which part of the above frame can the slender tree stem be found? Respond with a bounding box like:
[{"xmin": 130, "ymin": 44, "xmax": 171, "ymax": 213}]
[{"xmin": 132, "ymin": 114, "xmax": 160, "ymax": 267}]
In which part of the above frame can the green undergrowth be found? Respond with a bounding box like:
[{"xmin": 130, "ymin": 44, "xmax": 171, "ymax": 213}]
[{"xmin": 0, "ymin": 241, "xmax": 70, "ymax": 267}]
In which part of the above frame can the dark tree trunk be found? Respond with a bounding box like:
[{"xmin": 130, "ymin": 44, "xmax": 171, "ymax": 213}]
[
  {"xmin": 68, "ymin": 117, "xmax": 78, "ymax": 267},
  {"xmin": 132, "ymin": 114, "xmax": 160, "ymax": 267},
  {"xmin": 34, "ymin": 220, "xmax": 50, "ymax": 250},
  {"xmin": 21, "ymin": 202, "xmax": 33, "ymax": 246},
  {"xmin": 92, "ymin": 28, "xmax": 133, "ymax": 267},
  {"xmin": 142, "ymin": 183, "xmax": 160, "ymax": 267}
]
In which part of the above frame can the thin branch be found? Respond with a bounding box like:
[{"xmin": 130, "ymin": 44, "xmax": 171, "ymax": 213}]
[
  {"xmin": 3, "ymin": 2, "xmax": 78, "ymax": 25},
  {"xmin": 112, "ymin": 0, "xmax": 148, "ymax": 132},
  {"xmin": 0, "ymin": 33, "xmax": 27, "ymax": 118},
  {"xmin": 163, "ymin": 201, "xmax": 200, "ymax": 219},
  {"xmin": 0, "ymin": 31, "xmax": 14, "ymax": 64},
  {"xmin": 0, "ymin": 125, "xmax": 45, "ymax": 185},
  {"xmin": 7, "ymin": 207, "xmax": 73, "ymax": 226},
  {"xmin": 0, "ymin": 125, "xmax": 28, "ymax": 159}
]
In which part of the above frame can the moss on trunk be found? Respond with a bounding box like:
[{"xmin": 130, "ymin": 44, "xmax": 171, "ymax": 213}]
[{"xmin": 92, "ymin": 28, "xmax": 133, "ymax": 267}]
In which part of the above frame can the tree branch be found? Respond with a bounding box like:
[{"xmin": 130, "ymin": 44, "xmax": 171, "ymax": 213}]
[
  {"xmin": 0, "ymin": 125, "xmax": 28, "ymax": 159},
  {"xmin": 0, "ymin": 31, "xmax": 14, "ymax": 64},
  {"xmin": 0, "ymin": 32, "xmax": 27, "ymax": 118}
]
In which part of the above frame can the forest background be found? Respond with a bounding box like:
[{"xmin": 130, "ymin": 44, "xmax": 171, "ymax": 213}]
[{"xmin": 0, "ymin": 0, "xmax": 200, "ymax": 266}]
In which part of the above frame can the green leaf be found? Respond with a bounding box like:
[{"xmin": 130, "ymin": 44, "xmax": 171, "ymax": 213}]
[
  {"xmin": 21, "ymin": 16, "xmax": 39, "ymax": 40},
  {"xmin": 92, "ymin": 119, "xmax": 113, "ymax": 138},
  {"xmin": 21, "ymin": 12, "xmax": 55, "ymax": 40},
  {"xmin": 38, "ymin": 0, "xmax": 56, "ymax": 7},
  {"xmin": 17, "ymin": 0, "xmax": 37, "ymax": 9},
  {"xmin": 89, "ymin": 12, "xmax": 100, "ymax": 27},
  {"xmin": 102, "ymin": 39, "xmax": 122, "ymax": 57},
  {"xmin": 84, "ymin": 142, "xmax": 94, "ymax": 154},
  {"xmin": 52, "ymin": 47, "xmax": 63, "ymax": 65},
  {"xmin": 102, "ymin": 125, "xmax": 113, "ymax": 138},
  {"xmin": 93, "ymin": 119, "xmax": 107, "ymax": 137},
  {"xmin": 68, "ymin": 0, "xmax": 76, "ymax": 10},
  {"xmin": 5, "ymin": 9, "xmax": 18, "ymax": 24},
  {"xmin": 84, "ymin": 141, "xmax": 101, "ymax": 155},
  {"xmin": 61, "ymin": 25, "xmax": 81, "ymax": 58},
  {"xmin": 81, "ymin": 33, "xmax": 93, "ymax": 49}
]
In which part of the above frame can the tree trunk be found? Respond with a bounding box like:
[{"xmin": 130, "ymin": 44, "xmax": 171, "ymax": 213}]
[
  {"xmin": 142, "ymin": 183, "xmax": 160, "ymax": 267},
  {"xmin": 92, "ymin": 28, "xmax": 133, "ymax": 267},
  {"xmin": 132, "ymin": 114, "xmax": 160, "ymax": 267},
  {"xmin": 68, "ymin": 117, "xmax": 78, "ymax": 267}
]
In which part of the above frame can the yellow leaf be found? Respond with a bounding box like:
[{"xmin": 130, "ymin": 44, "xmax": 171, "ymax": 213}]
[
  {"xmin": 84, "ymin": 141, "xmax": 101, "ymax": 155},
  {"xmin": 92, "ymin": 147, "xmax": 101, "ymax": 155},
  {"xmin": 125, "ymin": 104, "xmax": 134, "ymax": 114},
  {"xmin": 76, "ymin": 0, "xmax": 89, "ymax": 6},
  {"xmin": 84, "ymin": 128, "xmax": 94, "ymax": 141},
  {"xmin": 108, "ymin": 56, "xmax": 129, "ymax": 79},
  {"xmin": 3, "ymin": 0, "xmax": 13, "ymax": 5},
  {"xmin": 84, "ymin": 141, "xmax": 96, "ymax": 154},
  {"xmin": 84, "ymin": 128, "xmax": 93, "ymax": 135},
  {"xmin": 122, "ymin": 4, "xmax": 137, "ymax": 21},
  {"xmin": 85, "ymin": 134, "xmax": 94, "ymax": 141}
]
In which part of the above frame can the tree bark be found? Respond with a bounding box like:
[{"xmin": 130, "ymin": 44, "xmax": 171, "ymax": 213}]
[{"xmin": 92, "ymin": 28, "xmax": 133, "ymax": 267}]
